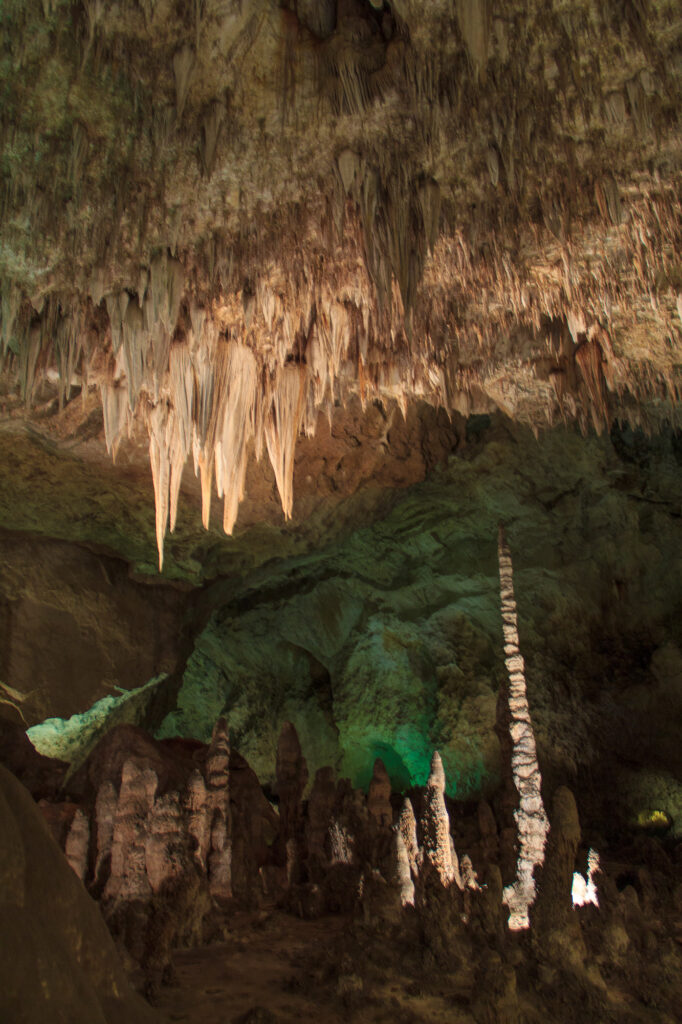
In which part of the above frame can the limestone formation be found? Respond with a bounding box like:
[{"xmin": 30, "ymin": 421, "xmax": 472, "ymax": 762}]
[
  {"xmin": 306, "ymin": 766, "xmax": 337, "ymax": 876},
  {"xmin": 470, "ymin": 953, "xmax": 520, "ymax": 1024},
  {"xmin": 328, "ymin": 819, "xmax": 354, "ymax": 866},
  {"xmin": 531, "ymin": 786, "xmax": 585, "ymax": 964},
  {"xmin": 104, "ymin": 759, "xmax": 158, "ymax": 903},
  {"xmin": 366, "ymin": 757, "xmax": 392, "ymax": 827},
  {"xmin": 93, "ymin": 779, "xmax": 117, "ymax": 889},
  {"xmin": 420, "ymin": 751, "xmax": 461, "ymax": 889},
  {"xmin": 397, "ymin": 797, "xmax": 421, "ymax": 878},
  {"xmin": 186, "ymin": 769, "xmax": 210, "ymax": 871},
  {"xmin": 2, "ymin": 2, "xmax": 680, "ymax": 571},
  {"xmin": 204, "ymin": 718, "xmax": 232, "ymax": 902},
  {"xmin": 145, "ymin": 791, "xmax": 186, "ymax": 895},
  {"xmin": 64, "ymin": 807, "xmax": 90, "ymax": 882},
  {"xmin": 477, "ymin": 800, "xmax": 499, "ymax": 867},
  {"xmin": 0, "ymin": 763, "xmax": 158, "ymax": 1024},
  {"xmin": 390, "ymin": 827, "xmax": 415, "ymax": 908},
  {"xmin": 275, "ymin": 721, "xmax": 308, "ymax": 841},
  {"xmin": 497, "ymin": 526, "xmax": 550, "ymax": 929}
]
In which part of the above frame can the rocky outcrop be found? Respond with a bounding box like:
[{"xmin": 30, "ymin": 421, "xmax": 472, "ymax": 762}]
[
  {"xmin": 0, "ymin": 715, "xmax": 67, "ymax": 800},
  {"xmin": 0, "ymin": 535, "xmax": 186, "ymax": 724},
  {"xmin": 0, "ymin": 763, "xmax": 159, "ymax": 1024}
]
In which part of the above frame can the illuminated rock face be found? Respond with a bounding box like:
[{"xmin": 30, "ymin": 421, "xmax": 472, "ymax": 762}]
[{"xmin": 497, "ymin": 526, "xmax": 549, "ymax": 930}]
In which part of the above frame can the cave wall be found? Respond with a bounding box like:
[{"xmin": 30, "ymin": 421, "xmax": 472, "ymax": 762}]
[
  {"xmin": 156, "ymin": 417, "xmax": 682, "ymax": 836},
  {"xmin": 0, "ymin": 534, "xmax": 187, "ymax": 724}
]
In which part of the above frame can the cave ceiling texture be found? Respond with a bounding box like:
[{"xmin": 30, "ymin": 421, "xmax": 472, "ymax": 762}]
[{"xmin": 1, "ymin": 1, "xmax": 682, "ymax": 1021}]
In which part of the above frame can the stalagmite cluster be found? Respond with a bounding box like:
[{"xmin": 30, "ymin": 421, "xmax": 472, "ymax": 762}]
[{"xmin": 497, "ymin": 525, "xmax": 550, "ymax": 929}]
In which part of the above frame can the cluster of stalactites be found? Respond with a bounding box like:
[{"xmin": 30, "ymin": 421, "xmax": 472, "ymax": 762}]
[
  {"xmin": 94, "ymin": 252, "xmax": 448, "ymax": 570},
  {"xmin": 497, "ymin": 525, "xmax": 550, "ymax": 930}
]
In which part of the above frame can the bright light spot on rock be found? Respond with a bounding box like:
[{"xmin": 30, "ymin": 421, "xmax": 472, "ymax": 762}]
[{"xmin": 572, "ymin": 847, "xmax": 600, "ymax": 908}]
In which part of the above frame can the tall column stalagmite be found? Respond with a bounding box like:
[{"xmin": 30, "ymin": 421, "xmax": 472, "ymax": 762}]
[
  {"xmin": 204, "ymin": 718, "xmax": 232, "ymax": 901},
  {"xmin": 497, "ymin": 526, "xmax": 550, "ymax": 930}
]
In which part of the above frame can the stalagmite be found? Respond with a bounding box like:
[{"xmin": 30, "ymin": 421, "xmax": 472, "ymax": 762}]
[
  {"xmin": 94, "ymin": 779, "xmax": 117, "ymax": 887},
  {"xmin": 145, "ymin": 792, "xmax": 186, "ymax": 894},
  {"xmin": 104, "ymin": 760, "xmax": 158, "ymax": 903},
  {"xmin": 530, "ymin": 787, "xmax": 586, "ymax": 963},
  {"xmin": 497, "ymin": 526, "xmax": 550, "ymax": 930},
  {"xmin": 204, "ymin": 718, "xmax": 232, "ymax": 901},
  {"xmin": 64, "ymin": 807, "xmax": 90, "ymax": 882},
  {"xmin": 306, "ymin": 766, "xmax": 336, "ymax": 873},
  {"xmin": 367, "ymin": 758, "xmax": 392, "ymax": 827},
  {"xmin": 186, "ymin": 769, "xmax": 210, "ymax": 871},
  {"xmin": 275, "ymin": 721, "xmax": 308, "ymax": 846},
  {"xmin": 398, "ymin": 796, "xmax": 421, "ymax": 878},
  {"xmin": 420, "ymin": 751, "xmax": 460, "ymax": 888},
  {"xmin": 391, "ymin": 827, "xmax": 415, "ymax": 907}
]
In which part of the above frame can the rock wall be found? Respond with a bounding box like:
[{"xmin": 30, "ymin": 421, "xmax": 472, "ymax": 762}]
[
  {"xmin": 0, "ymin": 763, "xmax": 159, "ymax": 1024},
  {"xmin": 156, "ymin": 418, "xmax": 682, "ymax": 837}
]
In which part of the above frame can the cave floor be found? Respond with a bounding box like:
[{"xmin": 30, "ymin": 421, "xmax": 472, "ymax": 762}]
[{"xmin": 154, "ymin": 908, "xmax": 472, "ymax": 1024}]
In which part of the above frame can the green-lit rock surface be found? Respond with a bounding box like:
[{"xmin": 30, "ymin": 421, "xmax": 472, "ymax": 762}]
[{"xmin": 157, "ymin": 417, "xmax": 682, "ymax": 832}]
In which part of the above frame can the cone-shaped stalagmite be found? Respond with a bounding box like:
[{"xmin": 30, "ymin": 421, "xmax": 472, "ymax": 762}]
[
  {"xmin": 367, "ymin": 757, "xmax": 392, "ymax": 827},
  {"xmin": 420, "ymin": 751, "xmax": 461, "ymax": 888},
  {"xmin": 531, "ymin": 786, "xmax": 586, "ymax": 966}
]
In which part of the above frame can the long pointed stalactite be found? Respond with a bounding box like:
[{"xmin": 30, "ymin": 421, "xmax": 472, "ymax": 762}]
[{"xmin": 497, "ymin": 525, "xmax": 550, "ymax": 930}]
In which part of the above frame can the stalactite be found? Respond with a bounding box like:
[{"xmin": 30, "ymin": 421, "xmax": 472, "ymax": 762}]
[
  {"xmin": 100, "ymin": 382, "xmax": 130, "ymax": 461},
  {"xmin": 200, "ymin": 101, "xmax": 225, "ymax": 179},
  {"xmin": 147, "ymin": 400, "xmax": 171, "ymax": 571},
  {"xmin": 214, "ymin": 343, "xmax": 259, "ymax": 534},
  {"xmin": 173, "ymin": 45, "xmax": 195, "ymax": 123},
  {"xmin": 264, "ymin": 363, "xmax": 307, "ymax": 520},
  {"xmin": 2, "ymin": 168, "xmax": 676, "ymax": 571},
  {"xmin": 497, "ymin": 526, "xmax": 550, "ymax": 930}
]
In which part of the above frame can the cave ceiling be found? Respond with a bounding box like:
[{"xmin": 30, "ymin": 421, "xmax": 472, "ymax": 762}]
[{"xmin": 0, "ymin": 0, "xmax": 681, "ymax": 569}]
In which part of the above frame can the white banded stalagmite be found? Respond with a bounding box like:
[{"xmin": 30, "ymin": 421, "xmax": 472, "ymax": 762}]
[{"xmin": 497, "ymin": 525, "xmax": 549, "ymax": 930}]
